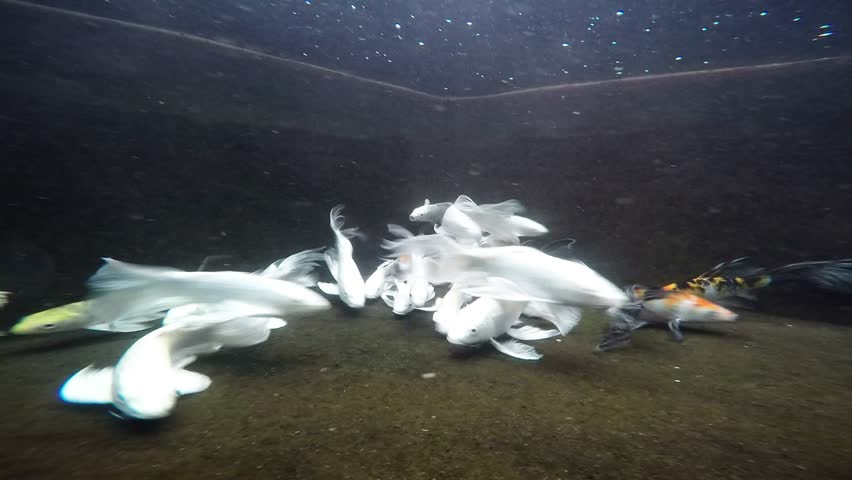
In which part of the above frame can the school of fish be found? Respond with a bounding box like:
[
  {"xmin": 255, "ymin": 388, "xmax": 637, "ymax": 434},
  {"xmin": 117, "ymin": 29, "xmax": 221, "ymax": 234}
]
[{"xmin": 3, "ymin": 195, "xmax": 852, "ymax": 421}]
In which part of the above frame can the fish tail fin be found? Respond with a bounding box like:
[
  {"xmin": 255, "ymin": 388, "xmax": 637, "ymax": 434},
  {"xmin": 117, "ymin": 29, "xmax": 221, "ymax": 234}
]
[
  {"xmin": 329, "ymin": 204, "xmax": 345, "ymax": 232},
  {"xmin": 258, "ymin": 248, "xmax": 325, "ymax": 286},
  {"xmin": 767, "ymin": 259, "xmax": 852, "ymax": 294},
  {"xmin": 329, "ymin": 205, "xmax": 364, "ymax": 240},
  {"xmin": 698, "ymin": 257, "xmax": 767, "ymax": 279}
]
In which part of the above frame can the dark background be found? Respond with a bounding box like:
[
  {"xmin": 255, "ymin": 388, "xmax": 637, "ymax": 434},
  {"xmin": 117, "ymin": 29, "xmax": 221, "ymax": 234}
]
[
  {"xmin": 1, "ymin": 2, "xmax": 851, "ymax": 322},
  {"xmin": 8, "ymin": 0, "xmax": 852, "ymax": 95}
]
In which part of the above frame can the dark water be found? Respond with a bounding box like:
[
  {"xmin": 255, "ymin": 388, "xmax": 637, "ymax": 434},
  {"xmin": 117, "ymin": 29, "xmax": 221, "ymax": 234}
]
[{"xmin": 1, "ymin": 2, "xmax": 851, "ymax": 479}]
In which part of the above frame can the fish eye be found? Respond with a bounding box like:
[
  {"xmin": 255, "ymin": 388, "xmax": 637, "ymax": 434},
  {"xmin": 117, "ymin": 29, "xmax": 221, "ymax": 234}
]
[
  {"xmin": 470, "ymin": 328, "xmax": 477, "ymax": 333},
  {"xmin": 41, "ymin": 323, "xmax": 56, "ymax": 330}
]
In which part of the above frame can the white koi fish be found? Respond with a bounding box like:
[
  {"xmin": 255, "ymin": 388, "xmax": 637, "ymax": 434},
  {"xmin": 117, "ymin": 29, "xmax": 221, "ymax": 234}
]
[
  {"xmin": 391, "ymin": 278, "xmax": 412, "ymax": 315},
  {"xmin": 364, "ymin": 259, "xmax": 396, "ymax": 300},
  {"xmin": 60, "ymin": 314, "xmax": 286, "ymax": 420},
  {"xmin": 403, "ymin": 254, "xmax": 433, "ymax": 307},
  {"xmin": 446, "ymin": 297, "xmax": 564, "ymax": 360},
  {"xmin": 45, "ymin": 258, "xmax": 330, "ymax": 334},
  {"xmin": 432, "ymin": 285, "xmax": 469, "ymax": 335},
  {"xmin": 407, "ymin": 196, "xmax": 482, "ymax": 245},
  {"xmin": 317, "ymin": 205, "xmax": 366, "ymax": 309},
  {"xmin": 409, "ymin": 199, "xmax": 450, "ymax": 224},
  {"xmin": 412, "ymin": 196, "xmax": 548, "ymax": 247},
  {"xmin": 435, "ymin": 203, "xmax": 483, "ymax": 246},
  {"xmin": 9, "ymin": 250, "xmax": 327, "ymax": 335},
  {"xmin": 380, "ymin": 278, "xmax": 438, "ymax": 315},
  {"xmin": 383, "ymin": 228, "xmax": 628, "ymax": 309}
]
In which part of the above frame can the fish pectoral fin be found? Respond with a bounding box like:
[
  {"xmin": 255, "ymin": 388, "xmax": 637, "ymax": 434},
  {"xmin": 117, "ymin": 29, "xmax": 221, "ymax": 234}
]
[
  {"xmin": 264, "ymin": 318, "xmax": 287, "ymax": 329},
  {"xmin": 173, "ymin": 369, "xmax": 212, "ymax": 396},
  {"xmin": 317, "ymin": 282, "xmax": 341, "ymax": 296},
  {"xmin": 507, "ymin": 325, "xmax": 561, "ymax": 341},
  {"xmin": 59, "ymin": 365, "xmax": 114, "ymax": 404},
  {"xmin": 87, "ymin": 311, "xmax": 165, "ymax": 332},
  {"xmin": 174, "ymin": 355, "xmax": 199, "ymax": 370},
  {"xmin": 489, "ymin": 338, "xmax": 543, "ymax": 360},
  {"xmin": 538, "ymin": 304, "xmax": 583, "ymax": 336},
  {"xmin": 668, "ymin": 318, "xmax": 685, "ymax": 342},
  {"xmin": 595, "ymin": 330, "xmax": 635, "ymax": 352}
]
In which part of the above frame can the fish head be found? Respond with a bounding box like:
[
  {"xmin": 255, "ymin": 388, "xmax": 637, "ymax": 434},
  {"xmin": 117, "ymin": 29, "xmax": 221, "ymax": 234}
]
[
  {"xmin": 445, "ymin": 298, "xmax": 499, "ymax": 346},
  {"xmin": 365, "ymin": 261, "xmax": 393, "ymax": 298},
  {"xmin": 114, "ymin": 389, "xmax": 175, "ymax": 420},
  {"xmin": 673, "ymin": 293, "xmax": 738, "ymax": 322},
  {"xmin": 338, "ymin": 276, "xmax": 367, "ymax": 309},
  {"xmin": 409, "ymin": 201, "xmax": 433, "ymax": 222},
  {"xmin": 698, "ymin": 299, "xmax": 738, "ymax": 322},
  {"xmin": 112, "ymin": 371, "xmax": 177, "ymax": 420},
  {"xmin": 391, "ymin": 279, "xmax": 411, "ymax": 314},
  {"xmin": 446, "ymin": 320, "xmax": 491, "ymax": 346},
  {"xmin": 409, "ymin": 279, "xmax": 431, "ymax": 307},
  {"xmin": 8, "ymin": 301, "xmax": 92, "ymax": 335}
]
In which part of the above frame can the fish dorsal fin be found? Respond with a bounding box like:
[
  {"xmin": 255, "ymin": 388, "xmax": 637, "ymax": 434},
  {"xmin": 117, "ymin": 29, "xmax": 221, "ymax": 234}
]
[
  {"xmin": 173, "ymin": 369, "xmax": 211, "ymax": 396},
  {"xmin": 698, "ymin": 257, "xmax": 764, "ymax": 278},
  {"xmin": 87, "ymin": 258, "xmax": 183, "ymax": 292},
  {"xmin": 480, "ymin": 199, "xmax": 525, "ymax": 216},
  {"xmin": 453, "ymin": 195, "xmax": 477, "ymax": 209},
  {"xmin": 59, "ymin": 365, "xmax": 114, "ymax": 405}
]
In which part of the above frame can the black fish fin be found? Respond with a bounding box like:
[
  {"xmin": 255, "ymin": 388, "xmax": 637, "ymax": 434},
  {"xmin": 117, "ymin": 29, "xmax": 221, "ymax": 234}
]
[{"xmin": 698, "ymin": 257, "xmax": 765, "ymax": 279}]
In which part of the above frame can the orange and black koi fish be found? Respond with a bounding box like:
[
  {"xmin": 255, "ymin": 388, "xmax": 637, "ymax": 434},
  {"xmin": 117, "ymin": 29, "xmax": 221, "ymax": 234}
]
[
  {"xmin": 658, "ymin": 257, "xmax": 852, "ymax": 304},
  {"xmin": 596, "ymin": 286, "xmax": 737, "ymax": 351}
]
